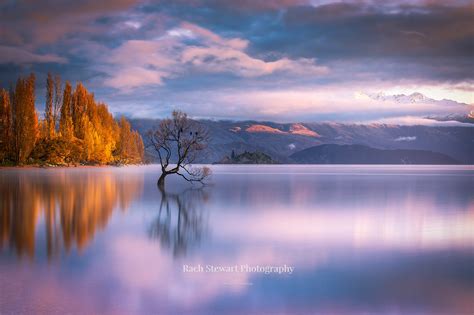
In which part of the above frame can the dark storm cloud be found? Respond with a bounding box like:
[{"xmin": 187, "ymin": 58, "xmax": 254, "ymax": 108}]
[
  {"xmin": 278, "ymin": 3, "xmax": 474, "ymax": 60},
  {"xmin": 152, "ymin": 1, "xmax": 473, "ymax": 82},
  {"xmin": 1, "ymin": 0, "xmax": 472, "ymax": 83},
  {"xmin": 0, "ymin": 0, "xmax": 143, "ymax": 90},
  {"xmin": 0, "ymin": 0, "xmax": 139, "ymax": 46}
]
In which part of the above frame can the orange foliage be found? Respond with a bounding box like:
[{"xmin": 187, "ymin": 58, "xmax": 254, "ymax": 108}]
[
  {"xmin": 11, "ymin": 74, "xmax": 38, "ymax": 164},
  {"xmin": 1, "ymin": 73, "xmax": 144, "ymax": 166}
]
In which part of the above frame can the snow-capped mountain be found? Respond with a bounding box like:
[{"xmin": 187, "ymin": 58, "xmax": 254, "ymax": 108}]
[
  {"xmin": 365, "ymin": 92, "xmax": 473, "ymax": 123},
  {"xmin": 368, "ymin": 92, "xmax": 430, "ymax": 104},
  {"xmin": 365, "ymin": 91, "xmax": 471, "ymax": 106}
]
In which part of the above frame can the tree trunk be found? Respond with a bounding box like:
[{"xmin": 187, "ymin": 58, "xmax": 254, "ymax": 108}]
[{"xmin": 157, "ymin": 172, "xmax": 167, "ymax": 191}]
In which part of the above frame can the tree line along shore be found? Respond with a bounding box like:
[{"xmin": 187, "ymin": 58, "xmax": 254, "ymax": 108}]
[{"xmin": 0, "ymin": 73, "xmax": 144, "ymax": 166}]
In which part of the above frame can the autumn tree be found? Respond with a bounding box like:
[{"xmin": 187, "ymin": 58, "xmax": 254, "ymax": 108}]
[
  {"xmin": 117, "ymin": 116, "xmax": 144, "ymax": 164},
  {"xmin": 53, "ymin": 75, "xmax": 62, "ymax": 132},
  {"xmin": 147, "ymin": 110, "xmax": 211, "ymax": 190},
  {"xmin": 0, "ymin": 89, "xmax": 12, "ymax": 162},
  {"xmin": 11, "ymin": 74, "xmax": 38, "ymax": 164},
  {"xmin": 133, "ymin": 130, "xmax": 145, "ymax": 162},
  {"xmin": 86, "ymin": 102, "xmax": 119, "ymax": 164},
  {"xmin": 2, "ymin": 73, "xmax": 144, "ymax": 166},
  {"xmin": 72, "ymin": 83, "xmax": 88, "ymax": 139},
  {"xmin": 44, "ymin": 73, "xmax": 55, "ymax": 139},
  {"xmin": 82, "ymin": 116, "xmax": 98, "ymax": 162},
  {"xmin": 59, "ymin": 81, "xmax": 74, "ymax": 140}
]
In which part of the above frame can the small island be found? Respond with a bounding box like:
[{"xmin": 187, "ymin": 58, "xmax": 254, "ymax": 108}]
[{"xmin": 216, "ymin": 150, "xmax": 278, "ymax": 164}]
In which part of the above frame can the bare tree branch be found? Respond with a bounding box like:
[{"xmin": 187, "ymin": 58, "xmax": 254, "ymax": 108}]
[{"xmin": 146, "ymin": 110, "xmax": 211, "ymax": 189}]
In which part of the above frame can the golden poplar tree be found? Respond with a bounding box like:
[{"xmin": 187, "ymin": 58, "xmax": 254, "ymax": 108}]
[
  {"xmin": 95, "ymin": 103, "xmax": 119, "ymax": 163},
  {"xmin": 117, "ymin": 116, "xmax": 132, "ymax": 163},
  {"xmin": 45, "ymin": 73, "xmax": 55, "ymax": 139},
  {"xmin": 117, "ymin": 116, "xmax": 144, "ymax": 164},
  {"xmin": 82, "ymin": 115, "xmax": 96, "ymax": 162},
  {"xmin": 2, "ymin": 73, "xmax": 144, "ymax": 166},
  {"xmin": 59, "ymin": 82, "xmax": 74, "ymax": 140},
  {"xmin": 72, "ymin": 83, "xmax": 87, "ymax": 139},
  {"xmin": 53, "ymin": 75, "xmax": 62, "ymax": 133},
  {"xmin": 0, "ymin": 89, "xmax": 12, "ymax": 162},
  {"xmin": 12, "ymin": 74, "xmax": 38, "ymax": 164},
  {"xmin": 133, "ymin": 130, "xmax": 145, "ymax": 162}
]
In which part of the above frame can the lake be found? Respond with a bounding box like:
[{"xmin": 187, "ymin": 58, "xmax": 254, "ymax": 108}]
[{"xmin": 1, "ymin": 165, "xmax": 473, "ymax": 314}]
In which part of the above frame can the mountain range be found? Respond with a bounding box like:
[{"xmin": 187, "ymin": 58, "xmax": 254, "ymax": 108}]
[
  {"xmin": 129, "ymin": 118, "xmax": 474, "ymax": 164},
  {"xmin": 364, "ymin": 92, "xmax": 474, "ymax": 124}
]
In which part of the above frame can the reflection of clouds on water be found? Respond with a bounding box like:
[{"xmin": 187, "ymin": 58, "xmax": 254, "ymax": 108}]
[
  {"xmin": 107, "ymin": 234, "xmax": 324, "ymax": 311},
  {"xmin": 0, "ymin": 165, "xmax": 473, "ymax": 314},
  {"xmin": 210, "ymin": 166, "xmax": 474, "ymax": 250},
  {"xmin": 213, "ymin": 207, "xmax": 474, "ymax": 250},
  {"xmin": 0, "ymin": 168, "xmax": 143, "ymax": 260},
  {"xmin": 212, "ymin": 167, "xmax": 474, "ymax": 211}
]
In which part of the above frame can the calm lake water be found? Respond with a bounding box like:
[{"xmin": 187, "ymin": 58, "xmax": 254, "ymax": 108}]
[{"xmin": 1, "ymin": 165, "xmax": 473, "ymax": 315}]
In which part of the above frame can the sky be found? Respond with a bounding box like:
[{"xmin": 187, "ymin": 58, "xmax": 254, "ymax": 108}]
[{"xmin": 0, "ymin": 0, "xmax": 473, "ymax": 123}]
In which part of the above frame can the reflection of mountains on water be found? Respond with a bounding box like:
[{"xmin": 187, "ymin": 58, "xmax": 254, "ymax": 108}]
[
  {"xmin": 0, "ymin": 169, "xmax": 143, "ymax": 260},
  {"xmin": 149, "ymin": 188, "xmax": 209, "ymax": 257}
]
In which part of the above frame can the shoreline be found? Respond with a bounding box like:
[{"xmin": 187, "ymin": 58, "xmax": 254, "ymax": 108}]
[
  {"xmin": 0, "ymin": 164, "xmax": 145, "ymax": 170},
  {"xmin": 1, "ymin": 163, "xmax": 472, "ymax": 170}
]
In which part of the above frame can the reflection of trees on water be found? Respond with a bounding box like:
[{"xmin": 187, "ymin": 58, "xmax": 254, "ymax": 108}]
[
  {"xmin": 0, "ymin": 170, "xmax": 143, "ymax": 260},
  {"xmin": 149, "ymin": 188, "xmax": 209, "ymax": 257}
]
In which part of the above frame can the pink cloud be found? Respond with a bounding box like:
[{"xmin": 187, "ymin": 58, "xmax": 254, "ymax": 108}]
[
  {"xmin": 102, "ymin": 22, "xmax": 328, "ymax": 90},
  {"xmin": 181, "ymin": 46, "xmax": 328, "ymax": 77},
  {"xmin": 104, "ymin": 67, "xmax": 168, "ymax": 90},
  {"xmin": 179, "ymin": 22, "xmax": 224, "ymax": 43},
  {"xmin": 101, "ymin": 38, "xmax": 182, "ymax": 89}
]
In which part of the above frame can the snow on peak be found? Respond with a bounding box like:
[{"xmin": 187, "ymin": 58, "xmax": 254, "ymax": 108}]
[{"xmin": 366, "ymin": 91, "xmax": 430, "ymax": 103}]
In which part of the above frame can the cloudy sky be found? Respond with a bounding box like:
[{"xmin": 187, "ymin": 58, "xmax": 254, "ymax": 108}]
[{"xmin": 0, "ymin": 0, "xmax": 472, "ymax": 122}]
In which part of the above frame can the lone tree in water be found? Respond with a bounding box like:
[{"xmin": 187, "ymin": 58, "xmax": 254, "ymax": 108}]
[{"xmin": 147, "ymin": 110, "xmax": 211, "ymax": 190}]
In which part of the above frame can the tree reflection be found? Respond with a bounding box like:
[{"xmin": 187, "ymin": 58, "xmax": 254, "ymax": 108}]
[
  {"xmin": 149, "ymin": 188, "xmax": 209, "ymax": 257},
  {"xmin": 0, "ymin": 170, "xmax": 143, "ymax": 260}
]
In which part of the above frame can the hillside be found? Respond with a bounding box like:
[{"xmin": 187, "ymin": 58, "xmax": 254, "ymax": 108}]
[
  {"xmin": 290, "ymin": 144, "xmax": 459, "ymax": 164},
  {"xmin": 129, "ymin": 119, "xmax": 474, "ymax": 164}
]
